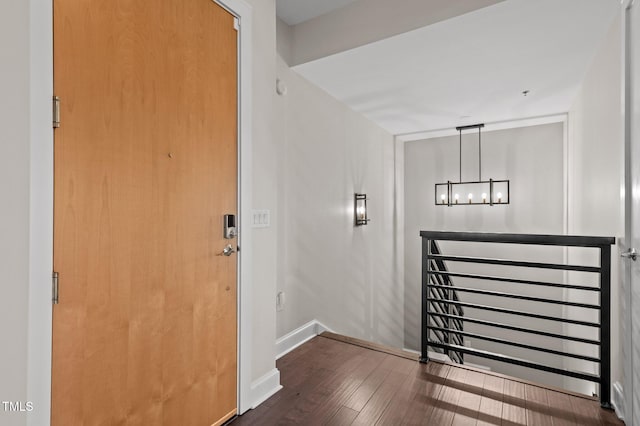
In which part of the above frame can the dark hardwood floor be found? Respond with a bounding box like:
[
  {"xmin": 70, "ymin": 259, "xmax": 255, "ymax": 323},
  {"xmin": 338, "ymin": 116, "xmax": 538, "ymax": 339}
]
[{"xmin": 232, "ymin": 333, "xmax": 623, "ymax": 425}]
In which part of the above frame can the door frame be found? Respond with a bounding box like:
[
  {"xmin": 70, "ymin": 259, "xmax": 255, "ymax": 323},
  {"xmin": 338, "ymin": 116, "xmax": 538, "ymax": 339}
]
[
  {"xmin": 215, "ymin": 0, "xmax": 254, "ymax": 415},
  {"xmin": 27, "ymin": 0, "xmax": 254, "ymax": 423},
  {"xmin": 621, "ymin": 0, "xmax": 635, "ymax": 422}
]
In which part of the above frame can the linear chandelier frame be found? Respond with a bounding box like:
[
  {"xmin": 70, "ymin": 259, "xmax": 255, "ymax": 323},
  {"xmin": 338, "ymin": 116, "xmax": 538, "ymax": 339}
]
[{"xmin": 435, "ymin": 123, "xmax": 510, "ymax": 206}]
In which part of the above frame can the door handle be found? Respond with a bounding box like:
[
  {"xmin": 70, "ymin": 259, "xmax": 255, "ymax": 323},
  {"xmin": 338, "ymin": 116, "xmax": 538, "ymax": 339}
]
[
  {"xmin": 621, "ymin": 248, "xmax": 637, "ymax": 261},
  {"xmin": 222, "ymin": 244, "xmax": 236, "ymax": 256}
]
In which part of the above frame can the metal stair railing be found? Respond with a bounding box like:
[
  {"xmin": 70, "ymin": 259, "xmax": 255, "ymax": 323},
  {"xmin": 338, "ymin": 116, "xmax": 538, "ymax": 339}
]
[{"xmin": 419, "ymin": 231, "xmax": 615, "ymax": 409}]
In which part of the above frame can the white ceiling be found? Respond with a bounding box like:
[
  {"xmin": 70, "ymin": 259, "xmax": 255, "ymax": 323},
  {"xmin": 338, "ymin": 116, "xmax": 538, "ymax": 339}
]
[
  {"xmin": 292, "ymin": 0, "xmax": 619, "ymax": 135},
  {"xmin": 276, "ymin": 0, "xmax": 360, "ymax": 26}
]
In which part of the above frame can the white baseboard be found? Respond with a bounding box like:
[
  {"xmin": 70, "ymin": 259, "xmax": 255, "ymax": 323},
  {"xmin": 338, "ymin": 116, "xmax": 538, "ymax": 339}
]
[
  {"xmin": 402, "ymin": 347, "xmax": 452, "ymax": 363},
  {"xmin": 276, "ymin": 320, "xmax": 332, "ymax": 360},
  {"xmin": 250, "ymin": 368, "xmax": 282, "ymax": 410},
  {"xmin": 249, "ymin": 321, "xmax": 332, "ymax": 410},
  {"xmin": 612, "ymin": 381, "xmax": 625, "ymax": 421},
  {"xmin": 464, "ymin": 361, "xmax": 492, "ymax": 371},
  {"xmin": 402, "ymin": 347, "xmax": 420, "ymax": 356}
]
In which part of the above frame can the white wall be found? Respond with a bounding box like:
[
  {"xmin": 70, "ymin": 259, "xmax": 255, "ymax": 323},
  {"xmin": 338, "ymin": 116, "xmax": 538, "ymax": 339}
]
[
  {"xmin": 245, "ymin": 0, "xmax": 280, "ymax": 392},
  {"xmin": 404, "ymin": 123, "xmax": 568, "ymax": 387},
  {"xmin": 566, "ymin": 14, "xmax": 624, "ymax": 400},
  {"xmin": 0, "ymin": 0, "xmax": 31, "ymax": 424},
  {"xmin": 274, "ymin": 56, "xmax": 402, "ymax": 348}
]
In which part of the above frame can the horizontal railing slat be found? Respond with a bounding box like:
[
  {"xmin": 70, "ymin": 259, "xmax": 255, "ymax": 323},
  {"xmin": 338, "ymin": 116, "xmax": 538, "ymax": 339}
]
[
  {"xmin": 427, "ymin": 254, "xmax": 600, "ymax": 273},
  {"xmin": 428, "ymin": 312, "xmax": 599, "ymax": 345},
  {"xmin": 426, "ymin": 284, "xmax": 601, "ymax": 309},
  {"xmin": 426, "ymin": 325, "xmax": 600, "ymax": 363},
  {"xmin": 426, "ymin": 298, "xmax": 600, "ymax": 327},
  {"xmin": 426, "ymin": 341, "xmax": 601, "ymax": 383},
  {"xmin": 431, "ymin": 270, "xmax": 600, "ymax": 292}
]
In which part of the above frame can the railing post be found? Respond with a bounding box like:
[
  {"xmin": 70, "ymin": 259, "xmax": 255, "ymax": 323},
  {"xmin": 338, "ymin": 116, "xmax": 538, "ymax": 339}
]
[
  {"xmin": 420, "ymin": 237, "xmax": 430, "ymax": 363},
  {"xmin": 599, "ymin": 244, "xmax": 612, "ymax": 409}
]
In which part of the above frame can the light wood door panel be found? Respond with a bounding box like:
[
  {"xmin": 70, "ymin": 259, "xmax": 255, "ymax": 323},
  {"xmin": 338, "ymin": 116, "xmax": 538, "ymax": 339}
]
[{"xmin": 52, "ymin": 1, "xmax": 238, "ymax": 425}]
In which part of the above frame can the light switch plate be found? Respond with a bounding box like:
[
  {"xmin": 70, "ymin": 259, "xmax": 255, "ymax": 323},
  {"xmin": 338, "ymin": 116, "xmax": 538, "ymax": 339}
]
[{"xmin": 252, "ymin": 209, "xmax": 270, "ymax": 228}]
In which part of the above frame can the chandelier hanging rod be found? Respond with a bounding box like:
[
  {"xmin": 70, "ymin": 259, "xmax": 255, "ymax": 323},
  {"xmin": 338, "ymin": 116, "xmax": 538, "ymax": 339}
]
[{"xmin": 456, "ymin": 123, "xmax": 485, "ymax": 182}]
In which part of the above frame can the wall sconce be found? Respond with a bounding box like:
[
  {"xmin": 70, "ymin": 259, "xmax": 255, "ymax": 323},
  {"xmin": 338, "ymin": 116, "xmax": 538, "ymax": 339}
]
[{"xmin": 354, "ymin": 193, "xmax": 370, "ymax": 226}]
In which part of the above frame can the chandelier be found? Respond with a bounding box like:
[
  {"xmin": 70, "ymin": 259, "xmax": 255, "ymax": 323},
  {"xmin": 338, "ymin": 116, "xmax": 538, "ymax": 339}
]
[{"xmin": 435, "ymin": 124, "xmax": 510, "ymax": 206}]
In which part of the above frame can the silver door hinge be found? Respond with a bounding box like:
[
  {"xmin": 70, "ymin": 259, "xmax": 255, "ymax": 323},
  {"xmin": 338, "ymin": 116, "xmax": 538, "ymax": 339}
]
[
  {"xmin": 52, "ymin": 96, "xmax": 60, "ymax": 128},
  {"xmin": 234, "ymin": 17, "xmax": 239, "ymax": 30},
  {"xmin": 52, "ymin": 271, "xmax": 59, "ymax": 304}
]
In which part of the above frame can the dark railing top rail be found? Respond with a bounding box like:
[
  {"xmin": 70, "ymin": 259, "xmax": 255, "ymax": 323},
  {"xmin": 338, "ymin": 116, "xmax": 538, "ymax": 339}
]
[{"xmin": 419, "ymin": 231, "xmax": 615, "ymax": 247}]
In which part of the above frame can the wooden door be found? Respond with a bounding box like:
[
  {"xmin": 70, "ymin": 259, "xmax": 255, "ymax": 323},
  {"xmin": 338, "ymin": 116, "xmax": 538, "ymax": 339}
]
[{"xmin": 51, "ymin": 1, "xmax": 238, "ymax": 425}]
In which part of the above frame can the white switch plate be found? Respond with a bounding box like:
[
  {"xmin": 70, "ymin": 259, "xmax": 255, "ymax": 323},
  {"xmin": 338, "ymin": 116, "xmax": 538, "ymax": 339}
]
[{"xmin": 252, "ymin": 209, "xmax": 271, "ymax": 228}]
